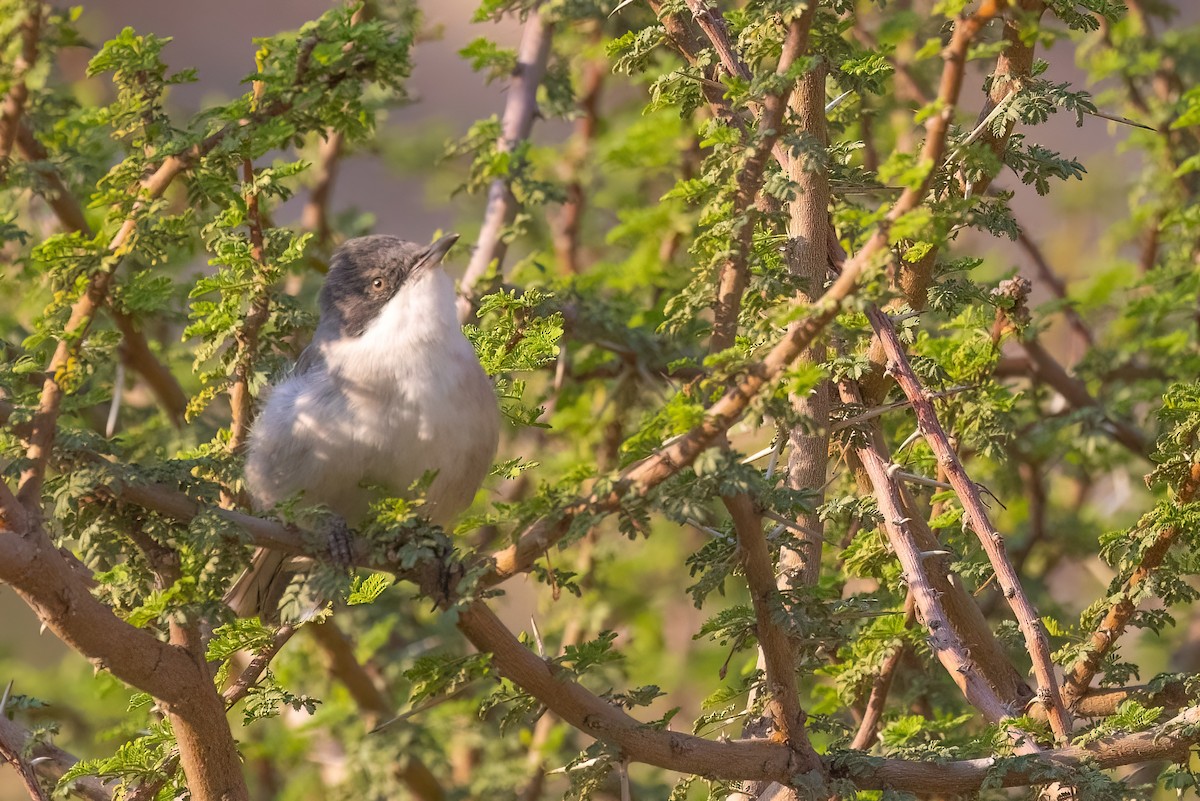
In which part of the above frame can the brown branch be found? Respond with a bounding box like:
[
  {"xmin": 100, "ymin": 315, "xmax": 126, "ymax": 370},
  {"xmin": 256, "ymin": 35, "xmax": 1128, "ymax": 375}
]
[
  {"xmin": 1062, "ymin": 462, "xmax": 1200, "ymax": 708},
  {"xmin": 867, "ymin": 306, "xmax": 1071, "ymax": 740},
  {"xmin": 457, "ymin": 8, "xmax": 554, "ymax": 321},
  {"xmin": 722, "ymin": 494, "xmax": 823, "ymax": 774},
  {"xmin": 0, "ymin": 0, "xmax": 41, "ymax": 176},
  {"xmin": 0, "ymin": 713, "xmax": 110, "ymax": 801},
  {"xmin": 221, "ymin": 624, "xmax": 298, "ymax": 707},
  {"xmin": 301, "ymin": 131, "xmax": 344, "ymax": 248},
  {"xmin": 708, "ymin": 14, "xmax": 811, "ymax": 353},
  {"xmin": 227, "ymin": 158, "xmax": 272, "ymax": 453}
]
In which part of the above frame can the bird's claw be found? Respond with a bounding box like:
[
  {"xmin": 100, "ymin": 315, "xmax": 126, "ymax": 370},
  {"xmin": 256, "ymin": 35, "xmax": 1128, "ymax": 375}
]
[{"xmin": 325, "ymin": 515, "xmax": 355, "ymax": 567}]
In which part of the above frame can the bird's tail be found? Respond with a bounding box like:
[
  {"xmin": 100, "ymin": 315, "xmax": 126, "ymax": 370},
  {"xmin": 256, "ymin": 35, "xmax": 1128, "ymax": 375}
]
[{"xmin": 225, "ymin": 548, "xmax": 297, "ymax": 621}]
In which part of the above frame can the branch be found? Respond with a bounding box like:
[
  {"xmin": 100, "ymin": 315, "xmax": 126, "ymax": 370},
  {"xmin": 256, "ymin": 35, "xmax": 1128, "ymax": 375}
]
[
  {"xmin": 866, "ymin": 306, "xmax": 1072, "ymax": 740},
  {"xmin": 456, "ymin": 8, "xmax": 554, "ymax": 321},
  {"xmin": 1013, "ymin": 226, "xmax": 1094, "ymax": 349},
  {"xmin": 222, "ymin": 624, "xmax": 298, "ymax": 707},
  {"xmin": 0, "ymin": 0, "xmax": 41, "ymax": 175},
  {"xmin": 0, "ymin": 711, "xmax": 110, "ymax": 801},
  {"xmin": 708, "ymin": 13, "xmax": 811, "ymax": 353},
  {"xmin": 722, "ymin": 494, "xmax": 822, "ymax": 774},
  {"xmin": 227, "ymin": 157, "xmax": 272, "ymax": 453},
  {"xmin": 1015, "ymin": 337, "xmax": 1148, "ymax": 457},
  {"xmin": 0, "ymin": 520, "xmax": 203, "ymax": 705},
  {"xmin": 1062, "ymin": 462, "xmax": 1200, "ymax": 707}
]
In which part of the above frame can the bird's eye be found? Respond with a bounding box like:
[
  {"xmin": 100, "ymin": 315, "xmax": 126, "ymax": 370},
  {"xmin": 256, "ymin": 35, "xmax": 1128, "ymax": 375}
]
[{"xmin": 371, "ymin": 277, "xmax": 385, "ymax": 290}]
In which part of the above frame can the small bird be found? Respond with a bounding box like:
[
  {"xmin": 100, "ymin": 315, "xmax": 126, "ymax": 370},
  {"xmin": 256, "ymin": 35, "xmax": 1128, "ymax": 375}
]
[{"xmin": 226, "ymin": 233, "xmax": 500, "ymax": 618}]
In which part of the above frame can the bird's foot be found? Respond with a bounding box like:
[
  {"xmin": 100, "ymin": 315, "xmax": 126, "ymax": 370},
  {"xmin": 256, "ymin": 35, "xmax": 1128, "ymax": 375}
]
[{"xmin": 325, "ymin": 515, "xmax": 355, "ymax": 567}]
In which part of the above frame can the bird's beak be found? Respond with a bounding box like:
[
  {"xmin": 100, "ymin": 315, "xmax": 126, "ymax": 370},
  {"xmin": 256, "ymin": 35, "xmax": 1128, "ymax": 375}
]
[{"xmin": 414, "ymin": 233, "xmax": 459, "ymax": 275}]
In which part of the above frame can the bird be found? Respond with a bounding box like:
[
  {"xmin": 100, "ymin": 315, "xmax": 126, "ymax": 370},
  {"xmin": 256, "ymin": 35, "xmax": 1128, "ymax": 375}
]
[{"xmin": 226, "ymin": 233, "xmax": 501, "ymax": 619}]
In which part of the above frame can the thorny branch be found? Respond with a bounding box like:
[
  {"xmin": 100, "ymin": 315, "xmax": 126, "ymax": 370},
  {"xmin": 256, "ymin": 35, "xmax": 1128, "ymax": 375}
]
[
  {"xmin": 0, "ymin": 710, "xmax": 110, "ymax": 801},
  {"xmin": 867, "ymin": 306, "xmax": 1072, "ymax": 740}
]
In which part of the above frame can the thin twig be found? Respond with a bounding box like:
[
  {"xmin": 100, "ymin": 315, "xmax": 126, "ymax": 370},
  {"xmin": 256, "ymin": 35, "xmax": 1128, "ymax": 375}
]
[
  {"xmin": 15, "ymin": 123, "xmax": 188, "ymax": 426},
  {"xmin": 227, "ymin": 157, "xmax": 272, "ymax": 453},
  {"xmin": 704, "ymin": 12, "xmax": 810, "ymax": 352},
  {"xmin": 1014, "ymin": 226, "xmax": 1095, "ymax": 348},
  {"xmin": 551, "ymin": 26, "xmax": 604, "ymax": 277},
  {"xmin": 457, "ymin": 7, "xmax": 554, "ymax": 321},
  {"xmin": 1062, "ymin": 462, "xmax": 1200, "ymax": 708},
  {"xmin": 222, "ymin": 625, "xmax": 298, "ymax": 707},
  {"xmin": 0, "ymin": 0, "xmax": 42, "ymax": 176}
]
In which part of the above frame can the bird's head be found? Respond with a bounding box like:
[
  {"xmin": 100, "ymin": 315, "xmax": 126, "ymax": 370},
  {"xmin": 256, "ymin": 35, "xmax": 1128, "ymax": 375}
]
[{"xmin": 319, "ymin": 233, "xmax": 459, "ymax": 338}]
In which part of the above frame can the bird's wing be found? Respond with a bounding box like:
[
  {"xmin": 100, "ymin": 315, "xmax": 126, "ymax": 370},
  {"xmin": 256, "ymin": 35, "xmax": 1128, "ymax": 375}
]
[{"xmin": 292, "ymin": 341, "xmax": 326, "ymax": 377}]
